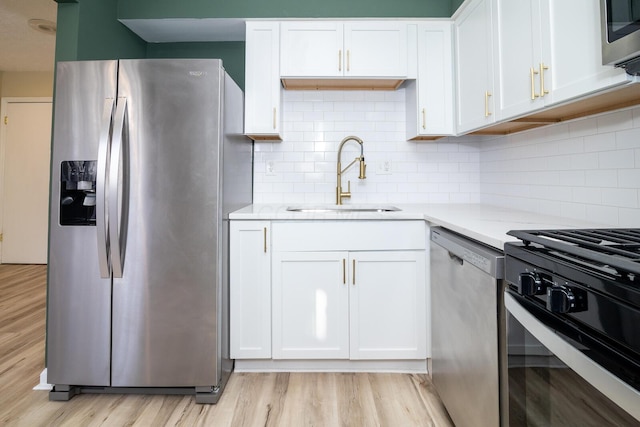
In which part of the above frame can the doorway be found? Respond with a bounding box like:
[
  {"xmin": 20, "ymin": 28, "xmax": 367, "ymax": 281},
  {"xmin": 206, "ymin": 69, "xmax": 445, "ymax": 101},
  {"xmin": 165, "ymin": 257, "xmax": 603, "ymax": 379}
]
[{"xmin": 0, "ymin": 97, "xmax": 52, "ymax": 264}]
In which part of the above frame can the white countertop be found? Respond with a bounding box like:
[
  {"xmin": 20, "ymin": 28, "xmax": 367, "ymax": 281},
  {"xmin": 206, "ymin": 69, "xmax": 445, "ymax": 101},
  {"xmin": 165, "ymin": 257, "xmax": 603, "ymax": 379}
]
[{"xmin": 229, "ymin": 203, "xmax": 609, "ymax": 249}]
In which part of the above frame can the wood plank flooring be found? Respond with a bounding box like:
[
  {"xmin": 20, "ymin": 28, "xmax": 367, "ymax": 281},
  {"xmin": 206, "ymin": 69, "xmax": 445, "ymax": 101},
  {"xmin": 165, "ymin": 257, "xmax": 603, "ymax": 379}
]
[{"xmin": 0, "ymin": 264, "xmax": 454, "ymax": 426}]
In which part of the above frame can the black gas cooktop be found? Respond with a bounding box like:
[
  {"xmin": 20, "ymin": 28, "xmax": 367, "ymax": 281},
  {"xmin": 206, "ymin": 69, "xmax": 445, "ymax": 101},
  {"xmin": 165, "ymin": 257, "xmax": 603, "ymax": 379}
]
[{"xmin": 507, "ymin": 228, "xmax": 640, "ymax": 279}]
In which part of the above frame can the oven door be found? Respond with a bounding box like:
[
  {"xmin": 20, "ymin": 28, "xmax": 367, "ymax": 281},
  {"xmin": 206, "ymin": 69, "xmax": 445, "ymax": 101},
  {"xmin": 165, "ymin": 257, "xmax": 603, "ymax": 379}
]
[{"xmin": 504, "ymin": 291, "xmax": 640, "ymax": 426}]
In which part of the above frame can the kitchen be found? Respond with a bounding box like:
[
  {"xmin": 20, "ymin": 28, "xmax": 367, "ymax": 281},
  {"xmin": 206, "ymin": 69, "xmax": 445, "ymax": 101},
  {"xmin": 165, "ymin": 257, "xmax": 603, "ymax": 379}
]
[{"xmin": 1, "ymin": 0, "xmax": 640, "ymax": 425}]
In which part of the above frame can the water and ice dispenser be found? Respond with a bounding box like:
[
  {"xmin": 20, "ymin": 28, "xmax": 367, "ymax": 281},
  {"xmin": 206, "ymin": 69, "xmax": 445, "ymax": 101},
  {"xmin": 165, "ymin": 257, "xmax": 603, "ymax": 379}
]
[{"xmin": 59, "ymin": 160, "xmax": 97, "ymax": 225}]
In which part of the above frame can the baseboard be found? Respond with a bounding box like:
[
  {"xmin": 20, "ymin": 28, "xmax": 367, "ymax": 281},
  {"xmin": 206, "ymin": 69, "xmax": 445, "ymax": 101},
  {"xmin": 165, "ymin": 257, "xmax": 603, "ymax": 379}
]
[
  {"xmin": 235, "ymin": 359, "xmax": 428, "ymax": 373},
  {"xmin": 33, "ymin": 368, "xmax": 53, "ymax": 391}
]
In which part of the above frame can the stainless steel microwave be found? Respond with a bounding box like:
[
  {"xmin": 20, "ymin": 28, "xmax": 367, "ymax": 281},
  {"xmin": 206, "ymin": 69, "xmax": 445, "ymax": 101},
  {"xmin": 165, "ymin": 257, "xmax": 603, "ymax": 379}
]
[{"xmin": 601, "ymin": 0, "xmax": 640, "ymax": 74}]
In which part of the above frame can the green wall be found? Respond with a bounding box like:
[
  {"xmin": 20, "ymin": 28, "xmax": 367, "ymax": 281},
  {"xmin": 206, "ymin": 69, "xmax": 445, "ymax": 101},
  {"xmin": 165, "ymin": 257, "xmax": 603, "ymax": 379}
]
[
  {"xmin": 118, "ymin": 0, "xmax": 454, "ymax": 19},
  {"xmin": 451, "ymin": 0, "xmax": 466, "ymax": 15},
  {"xmin": 55, "ymin": 0, "xmax": 146, "ymax": 63},
  {"xmin": 55, "ymin": 0, "xmax": 457, "ymax": 89}
]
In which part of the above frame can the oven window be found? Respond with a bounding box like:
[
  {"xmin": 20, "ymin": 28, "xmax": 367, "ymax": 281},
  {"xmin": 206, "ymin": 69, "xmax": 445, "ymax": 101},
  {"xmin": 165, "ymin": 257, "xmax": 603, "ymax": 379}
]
[
  {"xmin": 607, "ymin": 0, "xmax": 640, "ymax": 41},
  {"xmin": 507, "ymin": 311, "xmax": 640, "ymax": 427}
]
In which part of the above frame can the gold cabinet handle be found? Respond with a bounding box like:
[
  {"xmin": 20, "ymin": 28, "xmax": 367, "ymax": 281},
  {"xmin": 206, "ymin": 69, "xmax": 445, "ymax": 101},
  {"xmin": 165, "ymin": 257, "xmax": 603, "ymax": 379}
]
[
  {"xmin": 347, "ymin": 50, "xmax": 350, "ymax": 72},
  {"xmin": 421, "ymin": 108, "xmax": 426, "ymax": 129},
  {"xmin": 338, "ymin": 50, "xmax": 342, "ymax": 72},
  {"xmin": 484, "ymin": 91, "xmax": 492, "ymax": 117},
  {"xmin": 539, "ymin": 63, "xmax": 549, "ymax": 97},
  {"xmin": 343, "ymin": 259, "xmax": 346, "ymax": 284},
  {"xmin": 272, "ymin": 107, "xmax": 276, "ymax": 130},
  {"xmin": 530, "ymin": 67, "xmax": 539, "ymax": 100},
  {"xmin": 352, "ymin": 259, "xmax": 356, "ymax": 285},
  {"xmin": 263, "ymin": 227, "xmax": 267, "ymax": 253}
]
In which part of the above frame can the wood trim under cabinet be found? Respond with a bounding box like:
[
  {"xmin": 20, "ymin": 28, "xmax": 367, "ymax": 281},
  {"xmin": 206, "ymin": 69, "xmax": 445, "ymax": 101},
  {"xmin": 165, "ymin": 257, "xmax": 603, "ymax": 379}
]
[{"xmin": 471, "ymin": 82, "xmax": 640, "ymax": 136}]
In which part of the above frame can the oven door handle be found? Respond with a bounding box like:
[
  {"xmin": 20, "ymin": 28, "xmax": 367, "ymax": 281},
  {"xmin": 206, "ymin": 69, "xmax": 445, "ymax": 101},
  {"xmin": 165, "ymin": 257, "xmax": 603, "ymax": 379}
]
[{"xmin": 505, "ymin": 292, "xmax": 640, "ymax": 422}]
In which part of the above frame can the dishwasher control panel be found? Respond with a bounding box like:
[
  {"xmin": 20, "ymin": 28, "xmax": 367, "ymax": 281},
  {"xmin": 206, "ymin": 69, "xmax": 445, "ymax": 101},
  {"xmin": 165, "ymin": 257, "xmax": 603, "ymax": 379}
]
[{"xmin": 431, "ymin": 227, "xmax": 505, "ymax": 278}]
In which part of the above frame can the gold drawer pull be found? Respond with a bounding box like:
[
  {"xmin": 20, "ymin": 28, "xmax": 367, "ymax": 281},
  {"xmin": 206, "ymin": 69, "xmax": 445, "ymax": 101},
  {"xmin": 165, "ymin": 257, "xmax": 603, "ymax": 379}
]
[
  {"xmin": 539, "ymin": 63, "xmax": 549, "ymax": 97},
  {"xmin": 530, "ymin": 67, "xmax": 539, "ymax": 100},
  {"xmin": 485, "ymin": 91, "xmax": 492, "ymax": 117},
  {"xmin": 263, "ymin": 227, "xmax": 267, "ymax": 253}
]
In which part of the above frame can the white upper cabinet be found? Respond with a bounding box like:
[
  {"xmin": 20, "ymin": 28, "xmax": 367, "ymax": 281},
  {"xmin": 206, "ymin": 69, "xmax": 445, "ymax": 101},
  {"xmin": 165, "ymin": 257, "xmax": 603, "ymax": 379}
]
[
  {"xmin": 539, "ymin": 0, "xmax": 628, "ymax": 105},
  {"xmin": 455, "ymin": 0, "xmax": 497, "ymax": 133},
  {"xmin": 280, "ymin": 21, "xmax": 408, "ymax": 78},
  {"xmin": 344, "ymin": 22, "xmax": 408, "ymax": 77},
  {"xmin": 244, "ymin": 21, "xmax": 282, "ymax": 140},
  {"xmin": 492, "ymin": 0, "xmax": 545, "ymax": 120},
  {"xmin": 493, "ymin": 0, "xmax": 629, "ymax": 122},
  {"xmin": 406, "ymin": 22, "xmax": 455, "ymax": 139}
]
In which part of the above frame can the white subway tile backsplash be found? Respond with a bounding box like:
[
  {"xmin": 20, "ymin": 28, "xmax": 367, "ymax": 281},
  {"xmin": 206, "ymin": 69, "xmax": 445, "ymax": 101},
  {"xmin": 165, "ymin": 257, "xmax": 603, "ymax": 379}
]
[
  {"xmin": 585, "ymin": 205, "xmax": 619, "ymax": 225},
  {"xmin": 597, "ymin": 109, "xmax": 634, "ymax": 134},
  {"xmin": 584, "ymin": 132, "xmax": 616, "ymax": 152},
  {"xmin": 601, "ymin": 188, "xmax": 638, "ymax": 208},
  {"xmin": 618, "ymin": 169, "xmax": 640, "ymax": 187},
  {"xmin": 477, "ymin": 106, "xmax": 640, "ymax": 226},
  {"xmin": 619, "ymin": 207, "xmax": 640, "ymax": 227},
  {"xmin": 253, "ymin": 91, "xmax": 640, "ymax": 226},
  {"xmin": 585, "ymin": 169, "xmax": 618, "ymax": 187},
  {"xmin": 615, "ymin": 127, "xmax": 640, "ymax": 150}
]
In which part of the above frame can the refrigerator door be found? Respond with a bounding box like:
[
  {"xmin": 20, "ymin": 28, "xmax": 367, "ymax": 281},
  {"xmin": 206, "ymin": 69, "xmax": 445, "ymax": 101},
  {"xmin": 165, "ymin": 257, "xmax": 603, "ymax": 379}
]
[
  {"xmin": 111, "ymin": 59, "xmax": 224, "ymax": 387},
  {"xmin": 47, "ymin": 60, "xmax": 117, "ymax": 386}
]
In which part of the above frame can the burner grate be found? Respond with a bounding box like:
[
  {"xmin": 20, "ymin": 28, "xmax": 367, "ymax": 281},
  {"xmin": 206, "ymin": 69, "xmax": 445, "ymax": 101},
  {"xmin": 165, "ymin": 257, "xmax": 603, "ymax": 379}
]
[{"xmin": 507, "ymin": 229, "xmax": 640, "ymax": 277}]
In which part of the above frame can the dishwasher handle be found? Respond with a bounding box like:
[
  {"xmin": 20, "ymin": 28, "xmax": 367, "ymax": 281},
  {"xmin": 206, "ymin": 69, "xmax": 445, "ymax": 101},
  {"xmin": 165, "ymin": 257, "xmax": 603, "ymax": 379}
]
[
  {"xmin": 448, "ymin": 251, "xmax": 464, "ymax": 265},
  {"xmin": 431, "ymin": 227, "xmax": 504, "ymax": 279}
]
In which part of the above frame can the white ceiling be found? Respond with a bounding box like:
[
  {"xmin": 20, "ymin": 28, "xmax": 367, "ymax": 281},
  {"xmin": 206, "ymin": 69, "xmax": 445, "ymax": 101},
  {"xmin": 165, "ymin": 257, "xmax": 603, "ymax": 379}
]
[{"xmin": 0, "ymin": 0, "xmax": 57, "ymax": 72}]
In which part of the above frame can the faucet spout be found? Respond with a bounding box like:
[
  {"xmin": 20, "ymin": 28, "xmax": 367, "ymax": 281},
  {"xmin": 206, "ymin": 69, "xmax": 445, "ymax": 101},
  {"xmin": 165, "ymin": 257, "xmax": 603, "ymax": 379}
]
[{"xmin": 336, "ymin": 135, "xmax": 367, "ymax": 205}]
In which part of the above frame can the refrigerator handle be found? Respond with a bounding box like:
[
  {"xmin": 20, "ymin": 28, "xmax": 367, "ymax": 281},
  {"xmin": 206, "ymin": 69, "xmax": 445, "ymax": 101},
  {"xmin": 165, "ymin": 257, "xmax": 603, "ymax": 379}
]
[
  {"xmin": 109, "ymin": 97, "xmax": 129, "ymax": 278},
  {"xmin": 96, "ymin": 98, "xmax": 115, "ymax": 278}
]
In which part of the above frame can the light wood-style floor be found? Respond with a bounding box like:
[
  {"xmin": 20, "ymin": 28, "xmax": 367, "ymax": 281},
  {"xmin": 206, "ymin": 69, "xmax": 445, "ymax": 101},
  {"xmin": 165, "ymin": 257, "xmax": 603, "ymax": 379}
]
[{"xmin": 0, "ymin": 264, "xmax": 454, "ymax": 426}]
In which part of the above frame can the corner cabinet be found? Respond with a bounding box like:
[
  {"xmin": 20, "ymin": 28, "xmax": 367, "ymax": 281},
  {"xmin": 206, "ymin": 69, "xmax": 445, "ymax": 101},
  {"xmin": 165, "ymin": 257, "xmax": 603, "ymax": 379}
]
[
  {"xmin": 244, "ymin": 22, "xmax": 282, "ymax": 140},
  {"xmin": 406, "ymin": 21, "xmax": 454, "ymax": 140},
  {"xmin": 230, "ymin": 221, "xmax": 272, "ymax": 358},
  {"xmin": 280, "ymin": 21, "xmax": 408, "ymax": 80},
  {"xmin": 454, "ymin": 0, "xmax": 496, "ymax": 134},
  {"xmin": 271, "ymin": 221, "xmax": 427, "ymax": 361}
]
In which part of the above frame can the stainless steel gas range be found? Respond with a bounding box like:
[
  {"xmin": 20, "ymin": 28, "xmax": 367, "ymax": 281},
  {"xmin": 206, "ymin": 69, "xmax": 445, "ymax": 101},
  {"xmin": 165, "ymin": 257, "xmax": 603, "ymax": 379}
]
[{"xmin": 504, "ymin": 229, "xmax": 640, "ymax": 426}]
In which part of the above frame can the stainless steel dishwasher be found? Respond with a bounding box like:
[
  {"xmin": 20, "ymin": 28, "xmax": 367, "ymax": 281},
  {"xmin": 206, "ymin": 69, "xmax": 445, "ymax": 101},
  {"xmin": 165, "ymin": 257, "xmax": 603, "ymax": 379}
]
[{"xmin": 430, "ymin": 227, "xmax": 506, "ymax": 427}]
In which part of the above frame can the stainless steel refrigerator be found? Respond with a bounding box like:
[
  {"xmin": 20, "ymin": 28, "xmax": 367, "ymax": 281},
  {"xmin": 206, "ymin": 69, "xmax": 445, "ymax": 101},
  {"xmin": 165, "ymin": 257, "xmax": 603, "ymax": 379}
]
[{"xmin": 46, "ymin": 59, "xmax": 252, "ymax": 404}]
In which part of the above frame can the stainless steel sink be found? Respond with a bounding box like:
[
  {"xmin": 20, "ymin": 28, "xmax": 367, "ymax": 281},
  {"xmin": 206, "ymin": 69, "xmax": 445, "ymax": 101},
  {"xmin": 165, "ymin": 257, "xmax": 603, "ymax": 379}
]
[{"xmin": 286, "ymin": 205, "xmax": 401, "ymax": 213}]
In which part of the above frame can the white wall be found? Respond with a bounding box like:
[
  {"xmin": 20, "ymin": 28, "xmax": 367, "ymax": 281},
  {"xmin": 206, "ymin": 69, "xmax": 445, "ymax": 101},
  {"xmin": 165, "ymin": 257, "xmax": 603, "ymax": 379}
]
[
  {"xmin": 479, "ymin": 106, "xmax": 640, "ymax": 227},
  {"xmin": 253, "ymin": 88, "xmax": 640, "ymax": 227}
]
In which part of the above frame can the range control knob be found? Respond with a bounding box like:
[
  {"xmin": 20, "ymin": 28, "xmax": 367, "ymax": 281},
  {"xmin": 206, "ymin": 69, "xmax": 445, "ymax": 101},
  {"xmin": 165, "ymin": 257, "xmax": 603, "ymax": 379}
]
[
  {"xmin": 518, "ymin": 272, "xmax": 545, "ymax": 296},
  {"xmin": 547, "ymin": 286, "xmax": 576, "ymax": 313}
]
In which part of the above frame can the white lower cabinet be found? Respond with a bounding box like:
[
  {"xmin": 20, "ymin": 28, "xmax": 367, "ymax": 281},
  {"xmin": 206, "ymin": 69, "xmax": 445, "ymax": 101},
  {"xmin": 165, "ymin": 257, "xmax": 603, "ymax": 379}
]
[
  {"xmin": 272, "ymin": 250, "xmax": 425, "ymax": 360},
  {"xmin": 350, "ymin": 251, "xmax": 426, "ymax": 359},
  {"xmin": 231, "ymin": 220, "xmax": 428, "ymax": 363},
  {"xmin": 272, "ymin": 251, "xmax": 350, "ymax": 359},
  {"xmin": 230, "ymin": 221, "xmax": 271, "ymax": 359}
]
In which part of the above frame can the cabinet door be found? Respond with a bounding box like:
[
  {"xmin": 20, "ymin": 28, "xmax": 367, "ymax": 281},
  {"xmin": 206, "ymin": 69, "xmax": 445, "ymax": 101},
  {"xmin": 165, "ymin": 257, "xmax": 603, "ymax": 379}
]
[
  {"xmin": 272, "ymin": 251, "xmax": 349, "ymax": 359},
  {"xmin": 493, "ymin": 0, "xmax": 545, "ymax": 120},
  {"xmin": 244, "ymin": 22, "xmax": 282, "ymax": 140},
  {"xmin": 455, "ymin": 0, "xmax": 496, "ymax": 133},
  {"xmin": 344, "ymin": 22, "xmax": 408, "ymax": 77},
  {"xmin": 280, "ymin": 21, "xmax": 343, "ymax": 77},
  {"xmin": 230, "ymin": 221, "xmax": 272, "ymax": 358},
  {"xmin": 349, "ymin": 251, "xmax": 426, "ymax": 360},
  {"xmin": 540, "ymin": 0, "xmax": 628, "ymax": 105},
  {"xmin": 407, "ymin": 22, "xmax": 454, "ymax": 138}
]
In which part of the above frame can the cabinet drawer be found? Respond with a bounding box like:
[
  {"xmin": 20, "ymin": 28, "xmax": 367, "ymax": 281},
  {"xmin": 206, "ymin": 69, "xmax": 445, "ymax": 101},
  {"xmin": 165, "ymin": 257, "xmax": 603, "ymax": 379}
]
[{"xmin": 272, "ymin": 221, "xmax": 426, "ymax": 251}]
